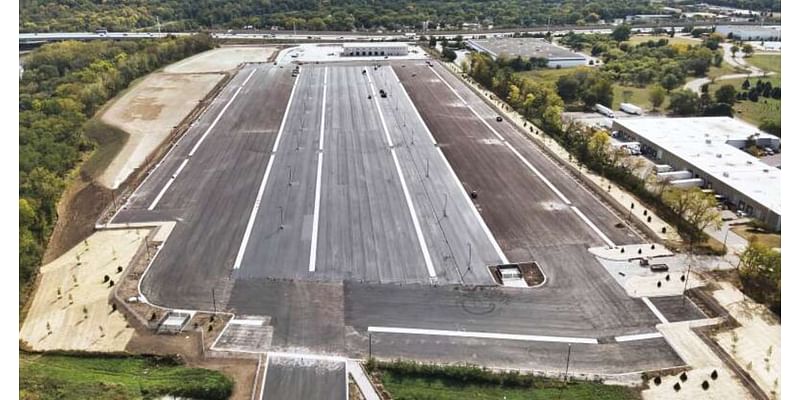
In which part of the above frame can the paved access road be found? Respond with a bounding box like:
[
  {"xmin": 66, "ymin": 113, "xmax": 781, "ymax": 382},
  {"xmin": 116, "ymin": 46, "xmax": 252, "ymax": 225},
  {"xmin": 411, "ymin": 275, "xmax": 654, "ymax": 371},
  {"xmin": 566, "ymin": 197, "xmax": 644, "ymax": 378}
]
[{"xmin": 262, "ymin": 355, "xmax": 346, "ymax": 400}]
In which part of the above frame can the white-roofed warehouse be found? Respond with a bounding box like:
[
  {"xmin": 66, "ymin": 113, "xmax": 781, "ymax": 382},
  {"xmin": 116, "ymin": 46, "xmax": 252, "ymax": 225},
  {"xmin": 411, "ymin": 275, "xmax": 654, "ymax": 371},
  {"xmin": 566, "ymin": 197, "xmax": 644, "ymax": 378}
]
[
  {"xmin": 612, "ymin": 117, "xmax": 781, "ymax": 231},
  {"xmin": 341, "ymin": 43, "xmax": 408, "ymax": 57}
]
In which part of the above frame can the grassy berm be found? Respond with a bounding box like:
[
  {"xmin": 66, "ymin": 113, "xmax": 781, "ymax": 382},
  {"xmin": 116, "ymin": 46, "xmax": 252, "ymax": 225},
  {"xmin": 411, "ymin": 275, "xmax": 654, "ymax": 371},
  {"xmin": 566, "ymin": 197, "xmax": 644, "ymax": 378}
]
[
  {"xmin": 19, "ymin": 352, "xmax": 233, "ymax": 400},
  {"xmin": 370, "ymin": 360, "xmax": 641, "ymax": 400}
]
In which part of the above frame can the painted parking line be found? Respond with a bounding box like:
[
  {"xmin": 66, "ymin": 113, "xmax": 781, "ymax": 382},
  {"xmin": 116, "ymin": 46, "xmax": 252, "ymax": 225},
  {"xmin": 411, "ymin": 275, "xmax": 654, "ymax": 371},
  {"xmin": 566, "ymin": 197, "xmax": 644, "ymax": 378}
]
[
  {"xmin": 428, "ymin": 65, "xmax": 630, "ymax": 250},
  {"xmin": 267, "ymin": 351, "xmax": 348, "ymax": 363},
  {"xmin": 367, "ymin": 326, "xmax": 598, "ymax": 344},
  {"xmin": 309, "ymin": 67, "xmax": 328, "ymax": 273},
  {"xmin": 389, "ymin": 67, "xmax": 509, "ymax": 265},
  {"xmin": 233, "ymin": 68, "xmax": 302, "ymax": 270},
  {"xmin": 642, "ymin": 297, "xmax": 669, "ymax": 324},
  {"xmin": 145, "ymin": 68, "xmax": 259, "ymax": 212},
  {"xmin": 188, "ymin": 68, "xmax": 257, "ymax": 157},
  {"xmin": 427, "ymin": 65, "xmax": 572, "ymax": 205},
  {"xmin": 614, "ymin": 332, "xmax": 664, "ymax": 342},
  {"xmin": 366, "ymin": 68, "xmax": 436, "ymax": 281},
  {"xmin": 148, "ymin": 158, "xmax": 189, "ymax": 210}
]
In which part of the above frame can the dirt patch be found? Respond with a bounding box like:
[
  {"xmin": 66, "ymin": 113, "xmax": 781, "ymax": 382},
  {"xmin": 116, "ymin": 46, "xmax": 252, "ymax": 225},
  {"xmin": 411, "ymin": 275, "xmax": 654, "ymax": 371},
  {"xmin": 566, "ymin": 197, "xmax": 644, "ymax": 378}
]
[
  {"xmin": 20, "ymin": 229, "xmax": 149, "ymax": 352},
  {"xmin": 99, "ymin": 72, "xmax": 224, "ymax": 189},
  {"xmin": 164, "ymin": 46, "xmax": 277, "ymax": 73},
  {"xmin": 42, "ymin": 178, "xmax": 112, "ymax": 265}
]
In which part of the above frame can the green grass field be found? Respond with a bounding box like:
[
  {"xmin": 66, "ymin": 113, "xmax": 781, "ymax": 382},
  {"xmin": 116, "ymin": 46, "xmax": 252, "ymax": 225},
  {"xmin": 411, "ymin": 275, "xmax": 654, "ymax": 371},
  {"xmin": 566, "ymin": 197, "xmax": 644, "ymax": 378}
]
[
  {"xmin": 747, "ymin": 54, "xmax": 781, "ymax": 73},
  {"xmin": 19, "ymin": 353, "xmax": 233, "ymax": 400},
  {"xmin": 707, "ymin": 62, "xmax": 747, "ymax": 80},
  {"xmin": 379, "ymin": 370, "xmax": 642, "ymax": 400},
  {"xmin": 625, "ymin": 35, "xmax": 700, "ymax": 46},
  {"xmin": 516, "ymin": 66, "xmax": 588, "ymax": 83},
  {"xmin": 613, "ymin": 84, "xmax": 663, "ymax": 112},
  {"xmin": 709, "ymin": 75, "xmax": 781, "ymax": 126}
]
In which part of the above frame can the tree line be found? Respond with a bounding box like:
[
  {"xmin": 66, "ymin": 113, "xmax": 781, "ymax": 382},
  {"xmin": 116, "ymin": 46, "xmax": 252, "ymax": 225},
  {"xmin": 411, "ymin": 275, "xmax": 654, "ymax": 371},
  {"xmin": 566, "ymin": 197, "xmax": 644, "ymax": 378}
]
[
  {"xmin": 19, "ymin": 34, "xmax": 216, "ymax": 300},
  {"xmin": 463, "ymin": 52, "xmax": 723, "ymax": 251},
  {"xmin": 21, "ymin": 0, "xmax": 668, "ymax": 33}
]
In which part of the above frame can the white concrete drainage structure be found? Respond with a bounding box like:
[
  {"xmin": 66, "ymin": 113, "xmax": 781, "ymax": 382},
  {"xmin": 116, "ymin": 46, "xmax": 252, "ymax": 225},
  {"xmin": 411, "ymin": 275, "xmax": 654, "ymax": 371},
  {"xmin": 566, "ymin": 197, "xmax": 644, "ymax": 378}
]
[{"xmin": 498, "ymin": 266, "xmax": 527, "ymax": 288}]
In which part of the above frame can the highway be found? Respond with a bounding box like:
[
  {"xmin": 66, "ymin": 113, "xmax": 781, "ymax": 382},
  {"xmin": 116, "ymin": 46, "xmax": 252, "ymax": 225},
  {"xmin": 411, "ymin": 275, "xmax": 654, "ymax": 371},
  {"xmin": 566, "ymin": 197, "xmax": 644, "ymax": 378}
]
[{"xmin": 19, "ymin": 21, "xmax": 774, "ymax": 45}]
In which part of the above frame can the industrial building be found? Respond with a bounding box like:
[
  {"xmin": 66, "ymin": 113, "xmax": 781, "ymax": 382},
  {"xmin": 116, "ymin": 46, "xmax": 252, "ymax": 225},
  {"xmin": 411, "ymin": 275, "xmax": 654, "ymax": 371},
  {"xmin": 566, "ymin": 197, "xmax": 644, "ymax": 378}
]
[
  {"xmin": 341, "ymin": 43, "xmax": 408, "ymax": 57},
  {"xmin": 715, "ymin": 25, "xmax": 781, "ymax": 40},
  {"xmin": 612, "ymin": 117, "xmax": 781, "ymax": 230},
  {"xmin": 466, "ymin": 38, "xmax": 586, "ymax": 68}
]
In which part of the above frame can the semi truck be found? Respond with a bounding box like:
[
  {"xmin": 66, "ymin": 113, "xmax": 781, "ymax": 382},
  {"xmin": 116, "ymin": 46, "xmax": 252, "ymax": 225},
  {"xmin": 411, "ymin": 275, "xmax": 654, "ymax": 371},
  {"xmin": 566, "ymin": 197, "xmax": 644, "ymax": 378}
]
[
  {"xmin": 594, "ymin": 103, "xmax": 615, "ymax": 118},
  {"xmin": 620, "ymin": 102, "xmax": 643, "ymax": 115}
]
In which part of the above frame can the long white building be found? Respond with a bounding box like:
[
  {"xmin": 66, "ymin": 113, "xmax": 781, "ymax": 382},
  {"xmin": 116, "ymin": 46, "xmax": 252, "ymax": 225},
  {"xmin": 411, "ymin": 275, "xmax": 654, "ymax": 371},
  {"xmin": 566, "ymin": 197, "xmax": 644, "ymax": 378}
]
[
  {"xmin": 341, "ymin": 43, "xmax": 408, "ymax": 57},
  {"xmin": 613, "ymin": 117, "xmax": 781, "ymax": 230}
]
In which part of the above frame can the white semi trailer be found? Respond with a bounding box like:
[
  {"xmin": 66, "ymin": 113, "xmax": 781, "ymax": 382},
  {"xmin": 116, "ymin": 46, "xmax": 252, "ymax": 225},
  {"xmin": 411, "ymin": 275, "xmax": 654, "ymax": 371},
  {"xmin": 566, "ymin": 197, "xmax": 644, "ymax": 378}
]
[
  {"xmin": 594, "ymin": 103, "xmax": 615, "ymax": 118},
  {"xmin": 620, "ymin": 102, "xmax": 643, "ymax": 115}
]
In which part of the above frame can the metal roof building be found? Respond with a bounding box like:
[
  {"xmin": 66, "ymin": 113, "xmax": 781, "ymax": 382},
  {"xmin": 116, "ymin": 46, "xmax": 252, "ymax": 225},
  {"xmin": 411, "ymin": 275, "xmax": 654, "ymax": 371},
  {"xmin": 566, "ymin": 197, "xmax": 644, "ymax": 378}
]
[
  {"xmin": 341, "ymin": 43, "xmax": 408, "ymax": 57},
  {"xmin": 612, "ymin": 117, "xmax": 781, "ymax": 230},
  {"xmin": 466, "ymin": 37, "xmax": 586, "ymax": 68}
]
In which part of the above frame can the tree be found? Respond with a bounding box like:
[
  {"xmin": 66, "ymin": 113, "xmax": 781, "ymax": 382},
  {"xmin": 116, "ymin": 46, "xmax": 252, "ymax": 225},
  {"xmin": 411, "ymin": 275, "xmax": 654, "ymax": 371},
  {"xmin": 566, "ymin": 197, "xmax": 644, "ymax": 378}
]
[
  {"xmin": 742, "ymin": 43, "xmax": 754, "ymax": 57},
  {"xmin": 442, "ymin": 48, "xmax": 457, "ymax": 62},
  {"xmin": 731, "ymin": 45, "xmax": 740, "ymax": 57},
  {"xmin": 668, "ymin": 90, "xmax": 700, "ymax": 115},
  {"xmin": 738, "ymin": 241, "xmax": 781, "ymax": 314},
  {"xmin": 429, "ymin": 36, "xmax": 437, "ymax": 48},
  {"xmin": 587, "ymin": 130, "xmax": 611, "ymax": 161},
  {"xmin": 662, "ymin": 187, "xmax": 722, "ymax": 242},
  {"xmin": 556, "ymin": 75, "xmax": 580, "ymax": 103},
  {"xmin": 648, "ymin": 85, "xmax": 667, "ymax": 110},
  {"xmin": 611, "ymin": 24, "xmax": 632, "ymax": 42},
  {"xmin": 715, "ymin": 84, "xmax": 737, "ymax": 105},
  {"xmin": 742, "ymin": 79, "xmax": 751, "ymax": 90},
  {"xmin": 660, "ymin": 73, "xmax": 680, "ymax": 92}
]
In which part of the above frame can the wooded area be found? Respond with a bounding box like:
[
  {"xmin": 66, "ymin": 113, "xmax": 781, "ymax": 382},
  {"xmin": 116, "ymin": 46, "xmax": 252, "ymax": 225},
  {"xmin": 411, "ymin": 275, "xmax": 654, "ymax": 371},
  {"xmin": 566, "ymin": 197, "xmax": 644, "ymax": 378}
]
[
  {"xmin": 19, "ymin": 0, "xmax": 780, "ymax": 32},
  {"xmin": 19, "ymin": 34, "xmax": 215, "ymax": 303}
]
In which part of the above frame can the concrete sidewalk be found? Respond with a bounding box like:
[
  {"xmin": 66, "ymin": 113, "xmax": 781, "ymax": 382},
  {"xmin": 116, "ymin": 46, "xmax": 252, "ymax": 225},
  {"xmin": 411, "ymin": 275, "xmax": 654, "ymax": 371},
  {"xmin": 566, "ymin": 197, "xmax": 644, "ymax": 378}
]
[{"xmin": 347, "ymin": 360, "xmax": 381, "ymax": 400}]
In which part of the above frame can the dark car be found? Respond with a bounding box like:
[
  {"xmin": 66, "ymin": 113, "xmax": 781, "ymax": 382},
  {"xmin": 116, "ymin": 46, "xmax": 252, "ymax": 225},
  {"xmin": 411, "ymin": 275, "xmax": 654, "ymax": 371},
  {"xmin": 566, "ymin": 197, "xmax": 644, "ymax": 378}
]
[
  {"xmin": 496, "ymin": 116, "xmax": 503, "ymax": 122},
  {"xmin": 650, "ymin": 264, "xmax": 669, "ymax": 272}
]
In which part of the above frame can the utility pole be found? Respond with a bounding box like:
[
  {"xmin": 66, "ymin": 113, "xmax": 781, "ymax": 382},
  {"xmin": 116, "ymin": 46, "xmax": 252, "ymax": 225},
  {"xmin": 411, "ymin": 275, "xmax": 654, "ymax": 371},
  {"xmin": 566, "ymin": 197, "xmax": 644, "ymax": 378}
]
[
  {"xmin": 156, "ymin": 16, "xmax": 161, "ymax": 34},
  {"xmin": 211, "ymin": 288, "xmax": 217, "ymax": 313},
  {"xmin": 467, "ymin": 242, "xmax": 472, "ymax": 270},
  {"xmin": 564, "ymin": 344, "xmax": 572, "ymax": 382},
  {"xmin": 443, "ymin": 193, "xmax": 448, "ymax": 218}
]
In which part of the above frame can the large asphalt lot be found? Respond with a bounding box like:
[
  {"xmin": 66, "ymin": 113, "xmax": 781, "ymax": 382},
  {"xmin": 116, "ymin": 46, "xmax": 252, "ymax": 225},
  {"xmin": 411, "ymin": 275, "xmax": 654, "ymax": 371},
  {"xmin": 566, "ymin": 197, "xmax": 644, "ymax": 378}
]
[
  {"xmin": 114, "ymin": 64, "xmax": 293, "ymax": 309},
  {"xmin": 112, "ymin": 59, "xmax": 683, "ymax": 375},
  {"xmin": 393, "ymin": 62, "xmax": 658, "ymax": 334}
]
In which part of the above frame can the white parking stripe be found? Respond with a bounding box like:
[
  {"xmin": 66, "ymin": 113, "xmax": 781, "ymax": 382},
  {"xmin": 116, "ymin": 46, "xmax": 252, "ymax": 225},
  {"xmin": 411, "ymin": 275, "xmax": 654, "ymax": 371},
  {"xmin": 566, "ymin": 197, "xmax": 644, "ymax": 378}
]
[
  {"xmin": 367, "ymin": 326, "xmax": 598, "ymax": 344},
  {"xmin": 570, "ymin": 206, "xmax": 616, "ymax": 247},
  {"xmin": 188, "ymin": 68, "xmax": 256, "ymax": 157},
  {"xmin": 389, "ymin": 67, "xmax": 509, "ymax": 265},
  {"xmin": 615, "ymin": 332, "xmax": 664, "ymax": 342},
  {"xmin": 427, "ymin": 65, "xmax": 572, "ymax": 205},
  {"xmin": 147, "ymin": 158, "xmax": 189, "ymax": 210},
  {"xmin": 267, "ymin": 351, "xmax": 347, "ymax": 363},
  {"xmin": 366, "ymin": 68, "xmax": 436, "ymax": 280},
  {"xmin": 642, "ymin": 297, "xmax": 669, "ymax": 324},
  {"xmin": 233, "ymin": 68, "xmax": 302, "ymax": 270},
  {"xmin": 309, "ymin": 67, "xmax": 328, "ymax": 272}
]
